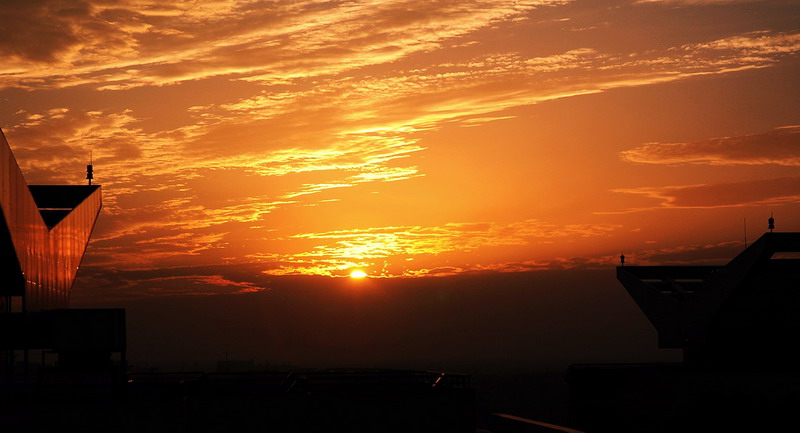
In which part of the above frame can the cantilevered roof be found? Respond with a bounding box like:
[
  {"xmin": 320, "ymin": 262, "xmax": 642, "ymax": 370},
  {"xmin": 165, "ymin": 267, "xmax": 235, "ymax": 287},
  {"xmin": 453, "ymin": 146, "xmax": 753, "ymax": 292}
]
[
  {"xmin": 29, "ymin": 185, "xmax": 101, "ymax": 228},
  {"xmin": 618, "ymin": 232, "xmax": 800, "ymax": 364},
  {"xmin": 0, "ymin": 129, "xmax": 102, "ymax": 311}
]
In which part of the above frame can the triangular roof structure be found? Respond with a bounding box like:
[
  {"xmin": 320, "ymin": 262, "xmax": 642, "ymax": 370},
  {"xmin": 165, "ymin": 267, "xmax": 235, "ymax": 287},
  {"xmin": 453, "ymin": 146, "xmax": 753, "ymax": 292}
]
[
  {"xmin": 618, "ymin": 231, "xmax": 800, "ymax": 365},
  {"xmin": 0, "ymin": 129, "xmax": 101, "ymax": 312}
]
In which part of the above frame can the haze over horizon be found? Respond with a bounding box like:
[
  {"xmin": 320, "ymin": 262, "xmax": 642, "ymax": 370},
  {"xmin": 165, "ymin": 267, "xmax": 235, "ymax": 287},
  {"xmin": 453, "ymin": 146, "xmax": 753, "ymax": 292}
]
[{"xmin": 1, "ymin": 1, "xmax": 798, "ymax": 368}]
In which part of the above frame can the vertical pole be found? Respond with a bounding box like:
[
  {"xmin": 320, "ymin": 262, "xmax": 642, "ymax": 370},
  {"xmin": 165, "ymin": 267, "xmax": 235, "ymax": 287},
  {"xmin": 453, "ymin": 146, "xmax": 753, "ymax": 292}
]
[{"xmin": 743, "ymin": 218, "xmax": 747, "ymax": 249}]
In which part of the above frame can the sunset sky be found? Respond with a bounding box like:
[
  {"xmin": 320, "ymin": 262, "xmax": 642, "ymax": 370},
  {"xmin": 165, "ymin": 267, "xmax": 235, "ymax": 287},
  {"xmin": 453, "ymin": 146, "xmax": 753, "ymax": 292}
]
[{"xmin": 1, "ymin": 0, "xmax": 798, "ymax": 304}]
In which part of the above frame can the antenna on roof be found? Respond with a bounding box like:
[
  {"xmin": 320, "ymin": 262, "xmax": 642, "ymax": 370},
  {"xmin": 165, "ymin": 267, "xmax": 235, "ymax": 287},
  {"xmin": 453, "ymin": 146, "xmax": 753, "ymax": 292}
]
[
  {"xmin": 87, "ymin": 149, "xmax": 93, "ymax": 186},
  {"xmin": 768, "ymin": 212, "xmax": 775, "ymax": 233},
  {"xmin": 619, "ymin": 252, "xmax": 625, "ymax": 267},
  {"xmin": 743, "ymin": 217, "xmax": 747, "ymax": 249}
]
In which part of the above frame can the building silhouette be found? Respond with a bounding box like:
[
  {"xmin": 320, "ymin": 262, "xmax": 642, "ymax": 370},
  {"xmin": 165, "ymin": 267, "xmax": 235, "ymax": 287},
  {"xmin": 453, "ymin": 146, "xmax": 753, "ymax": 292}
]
[
  {"xmin": 0, "ymin": 128, "xmax": 125, "ymax": 386},
  {"xmin": 617, "ymin": 231, "xmax": 800, "ymax": 367},
  {"xmin": 569, "ymin": 229, "xmax": 800, "ymax": 432}
]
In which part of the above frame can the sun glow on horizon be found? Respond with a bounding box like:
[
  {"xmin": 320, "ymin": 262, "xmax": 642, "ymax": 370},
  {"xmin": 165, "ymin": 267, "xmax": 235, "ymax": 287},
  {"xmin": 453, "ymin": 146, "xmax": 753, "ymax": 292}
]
[
  {"xmin": 349, "ymin": 270, "xmax": 368, "ymax": 279},
  {"xmin": 3, "ymin": 0, "xmax": 799, "ymax": 300}
]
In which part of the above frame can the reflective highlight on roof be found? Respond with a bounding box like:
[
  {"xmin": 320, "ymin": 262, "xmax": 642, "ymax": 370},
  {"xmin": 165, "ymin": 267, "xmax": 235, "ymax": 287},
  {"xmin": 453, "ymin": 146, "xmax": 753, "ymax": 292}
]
[{"xmin": 0, "ymin": 129, "xmax": 101, "ymax": 311}]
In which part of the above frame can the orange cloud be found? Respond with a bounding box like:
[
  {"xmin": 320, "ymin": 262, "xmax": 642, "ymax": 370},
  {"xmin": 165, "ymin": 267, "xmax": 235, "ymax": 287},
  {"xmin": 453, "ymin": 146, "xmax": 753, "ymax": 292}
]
[
  {"xmin": 620, "ymin": 241, "xmax": 745, "ymax": 266},
  {"xmin": 0, "ymin": 0, "xmax": 566, "ymax": 90},
  {"xmin": 402, "ymin": 255, "xmax": 618, "ymax": 277},
  {"xmin": 636, "ymin": 0, "xmax": 763, "ymax": 4},
  {"xmin": 257, "ymin": 220, "xmax": 621, "ymax": 276},
  {"xmin": 74, "ymin": 265, "xmax": 270, "ymax": 301},
  {"xmin": 5, "ymin": 1, "xmax": 799, "ymax": 290},
  {"xmin": 606, "ymin": 176, "xmax": 800, "ymax": 213},
  {"xmin": 621, "ymin": 126, "xmax": 800, "ymax": 166},
  {"xmin": 8, "ymin": 24, "xmax": 798, "ymax": 211}
]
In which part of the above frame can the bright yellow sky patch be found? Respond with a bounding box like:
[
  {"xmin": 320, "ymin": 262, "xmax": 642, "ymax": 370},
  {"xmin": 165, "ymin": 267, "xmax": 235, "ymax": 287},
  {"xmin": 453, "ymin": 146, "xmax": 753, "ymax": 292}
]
[{"xmin": 349, "ymin": 270, "xmax": 368, "ymax": 279}]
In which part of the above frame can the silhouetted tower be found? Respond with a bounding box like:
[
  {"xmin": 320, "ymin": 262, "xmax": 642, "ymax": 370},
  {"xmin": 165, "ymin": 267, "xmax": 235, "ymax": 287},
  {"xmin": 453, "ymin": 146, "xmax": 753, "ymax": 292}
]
[
  {"xmin": 769, "ymin": 213, "xmax": 775, "ymax": 233},
  {"xmin": 87, "ymin": 151, "xmax": 93, "ymax": 185}
]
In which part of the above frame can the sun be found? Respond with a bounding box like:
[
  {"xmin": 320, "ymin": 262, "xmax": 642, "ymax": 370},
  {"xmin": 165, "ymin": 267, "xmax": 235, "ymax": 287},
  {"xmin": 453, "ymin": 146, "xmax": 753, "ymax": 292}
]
[{"xmin": 349, "ymin": 270, "xmax": 368, "ymax": 279}]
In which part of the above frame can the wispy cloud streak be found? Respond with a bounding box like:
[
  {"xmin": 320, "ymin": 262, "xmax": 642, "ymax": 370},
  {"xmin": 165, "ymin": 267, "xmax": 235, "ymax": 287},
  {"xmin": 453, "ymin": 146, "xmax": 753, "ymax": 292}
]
[
  {"xmin": 622, "ymin": 126, "xmax": 800, "ymax": 166},
  {"xmin": 0, "ymin": 0, "xmax": 566, "ymax": 90},
  {"xmin": 256, "ymin": 220, "xmax": 620, "ymax": 276},
  {"xmin": 604, "ymin": 176, "xmax": 800, "ymax": 213}
]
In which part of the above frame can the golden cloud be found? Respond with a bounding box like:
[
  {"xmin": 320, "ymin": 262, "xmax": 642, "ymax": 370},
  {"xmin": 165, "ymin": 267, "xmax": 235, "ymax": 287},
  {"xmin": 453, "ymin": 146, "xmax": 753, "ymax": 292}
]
[{"xmin": 257, "ymin": 220, "xmax": 621, "ymax": 276}]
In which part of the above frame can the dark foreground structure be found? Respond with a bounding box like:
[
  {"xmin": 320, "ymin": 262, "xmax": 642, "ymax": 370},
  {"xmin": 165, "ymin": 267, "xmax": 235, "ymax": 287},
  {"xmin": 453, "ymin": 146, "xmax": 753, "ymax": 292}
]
[
  {"xmin": 3, "ymin": 366, "xmax": 474, "ymax": 433},
  {"xmin": 0, "ymin": 129, "xmax": 125, "ymax": 385},
  {"xmin": 0, "ymin": 129, "xmax": 129, "ymax": 431},
  {"xmin": 127, "ymin": 369, "xmax": 473, "ymax": 433},
  {"xmin": 569, "ymin": 229, "xmax": 800, "ymax": 432}
]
